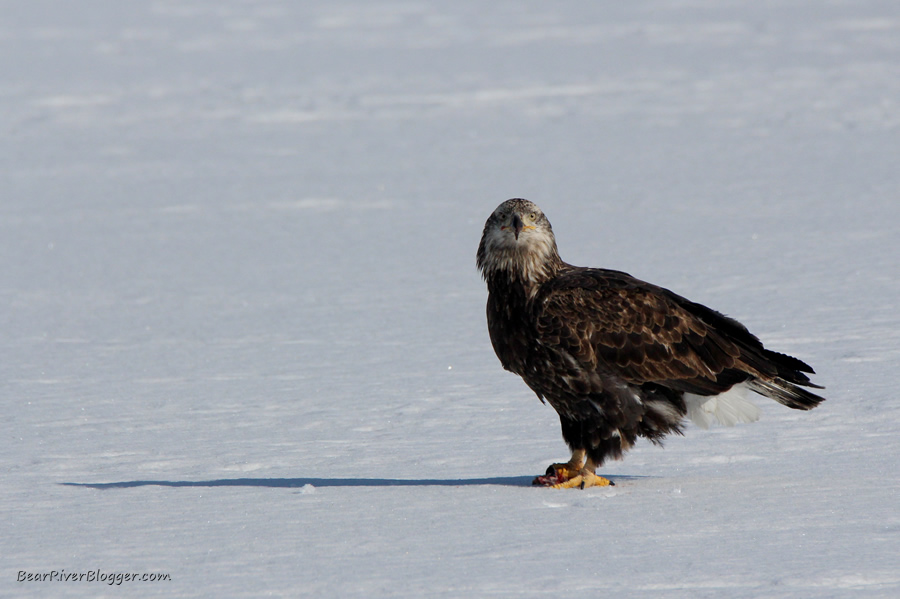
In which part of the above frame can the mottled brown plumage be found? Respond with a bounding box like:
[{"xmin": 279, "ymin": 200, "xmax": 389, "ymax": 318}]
[{"xmin": 477, "ymin": 199, "xmax": 824, "ymax": 488}]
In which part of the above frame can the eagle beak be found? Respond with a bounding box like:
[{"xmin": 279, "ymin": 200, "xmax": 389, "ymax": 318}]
[{"xmin": 512, "ymin": 213, "xmax": 525, "ymax": 240}]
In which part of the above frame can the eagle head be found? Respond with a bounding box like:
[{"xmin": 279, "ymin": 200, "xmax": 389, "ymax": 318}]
[{"xmin": 477, "ymin": 199, "xmax": 562, "ymax": 284}]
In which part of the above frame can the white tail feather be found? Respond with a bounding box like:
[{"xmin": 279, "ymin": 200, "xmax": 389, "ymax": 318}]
[{"xmin": 685, "ymin": 383, "xmax": 760, "ymax": 429}]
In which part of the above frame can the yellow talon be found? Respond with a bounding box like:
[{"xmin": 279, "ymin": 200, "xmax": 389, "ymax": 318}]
[
  {"xmin": 533, "ymin": 450, "xmax": 614, "ymax": 488},
  {"xmin": 550, "ymin": 472, "xmax": 612, "ymax": 490},
  {"xmin": 547, "ymin": 465, "xmax": 579, "ymax": 479}
]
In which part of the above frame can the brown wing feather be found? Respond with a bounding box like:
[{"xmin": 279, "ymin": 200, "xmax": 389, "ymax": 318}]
[{"xmin": 534, "ymin": 269, "xmax": 747, "ymax": 395}]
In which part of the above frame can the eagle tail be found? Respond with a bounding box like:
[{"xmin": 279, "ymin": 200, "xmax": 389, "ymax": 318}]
[
  {"xmin": 747, "ymin": 378, "xmax": 825, "ymax": 411},
  {"xmin": 741, "ymin": 347, "xmax": 826, "ymax": 410}
]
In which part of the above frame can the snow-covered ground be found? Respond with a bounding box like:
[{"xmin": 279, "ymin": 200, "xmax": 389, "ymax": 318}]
[{"xmin": 3, "ymin": 1, "xmax": 899, "ymax": 597}]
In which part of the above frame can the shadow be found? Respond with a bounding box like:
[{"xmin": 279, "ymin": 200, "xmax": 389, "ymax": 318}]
[
  {"xmin": 61, "ymin": 474, "xmax": 652, "ymax": 490},
  {"xmin": 60, "ymin": 475, "xmax": 539, "ymax": 490}
]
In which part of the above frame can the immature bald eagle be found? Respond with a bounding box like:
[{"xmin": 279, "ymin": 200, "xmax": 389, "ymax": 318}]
[{"xmin": 477, "ymin": 198, "xmax": 824, "ymax": 489}]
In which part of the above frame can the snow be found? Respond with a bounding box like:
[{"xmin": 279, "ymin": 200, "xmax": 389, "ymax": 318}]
[{"xmin": 2, "ymin": 1, "xmax": 900, "ymax": 597}]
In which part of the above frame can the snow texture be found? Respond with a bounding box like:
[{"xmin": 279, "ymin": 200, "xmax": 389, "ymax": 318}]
[{"xmin": 2, "ymin": 1, "xmax": 900, "ymax": 597}]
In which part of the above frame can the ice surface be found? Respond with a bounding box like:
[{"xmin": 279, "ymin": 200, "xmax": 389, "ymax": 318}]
[{"xmin": 2, "ymin": 1, "xmax": 899, "ymax": 597}]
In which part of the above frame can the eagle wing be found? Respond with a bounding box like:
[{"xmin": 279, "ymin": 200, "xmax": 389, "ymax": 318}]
[{"xmin": 534, "ymin": 268, "xmax": 784, "ymax": 395}]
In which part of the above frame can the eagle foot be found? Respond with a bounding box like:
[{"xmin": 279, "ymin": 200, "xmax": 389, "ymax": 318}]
[
  {"xmin": 551, "ymin": 471, "xmax": 613, "ymax": 490},
  {"xmin": 532, "ymin": 462, "xmax": 578, "ymax": 487},
  {"xmin": 532, "ymin": 464, "xmax": 614, "ymax": 489}
]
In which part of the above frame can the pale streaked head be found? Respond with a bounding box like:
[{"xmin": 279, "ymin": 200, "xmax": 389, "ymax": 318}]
[{"xmin": 476, "ymin": 198, "xmax": 561, "ymax": 283}]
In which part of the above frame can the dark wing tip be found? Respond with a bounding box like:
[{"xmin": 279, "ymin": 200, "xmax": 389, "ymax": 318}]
[{"xmin": 764, "ymin": 349, "xmax": 816, "ymax": 374}]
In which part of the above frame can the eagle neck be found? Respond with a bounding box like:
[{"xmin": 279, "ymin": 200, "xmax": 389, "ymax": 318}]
[{"xmin": 484, "ymin": 253, "xmax": 565, "ymax": 303}]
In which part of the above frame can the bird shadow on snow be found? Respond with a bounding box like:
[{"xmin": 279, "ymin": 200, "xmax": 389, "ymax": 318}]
[
  {"xmin": 60, "ymin": 475, "xmax": 650, "ymax": 490},
  {"xmin": 61, "ymin": 476, "xmax": 535, "ymax": 490}
]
